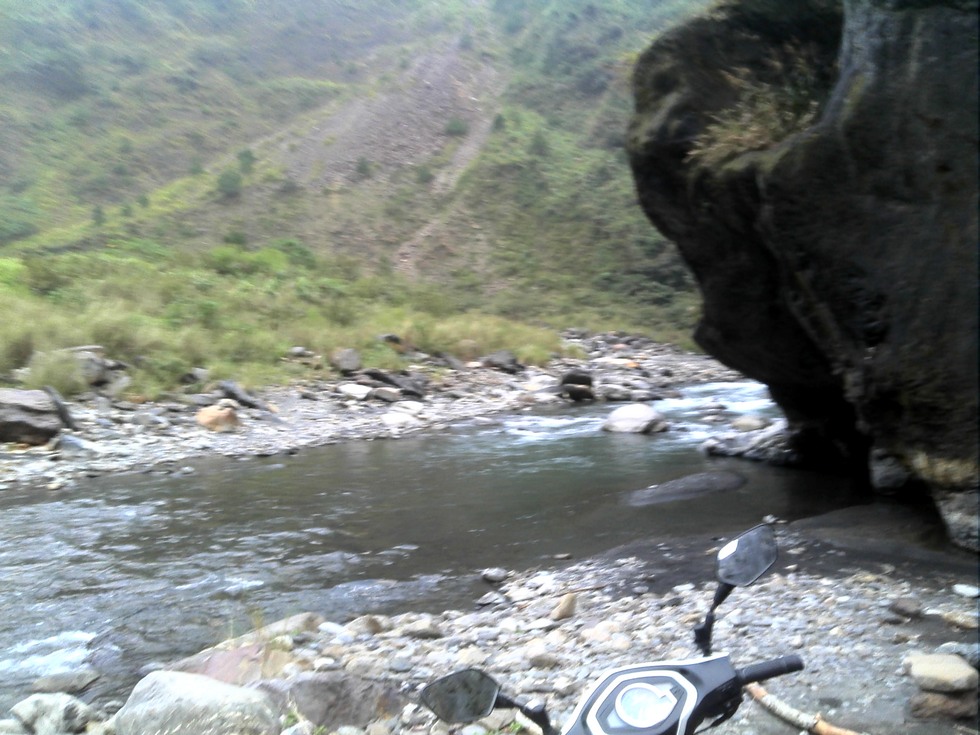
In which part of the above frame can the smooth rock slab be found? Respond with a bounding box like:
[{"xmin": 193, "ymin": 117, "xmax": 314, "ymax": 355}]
[{"xmin": 111, "ymin": 671, "xmax": 279, "ymax": 735}]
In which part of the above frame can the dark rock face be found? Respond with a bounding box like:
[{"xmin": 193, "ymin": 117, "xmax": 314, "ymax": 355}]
[{"xmin": 627, "ymin": 0, "xmax": 978, "ymax": 548}]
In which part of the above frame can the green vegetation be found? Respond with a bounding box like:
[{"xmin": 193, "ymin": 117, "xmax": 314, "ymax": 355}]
[
  {"xmin": 0, "ymin": 0, "xmax": 711, "ymax": 397},
  {"xmin": 687, "ymin": 43, "xmax": 836, "ymax": 167}
]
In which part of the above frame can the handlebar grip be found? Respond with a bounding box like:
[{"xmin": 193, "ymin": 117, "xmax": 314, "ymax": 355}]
[{"xmin": 736, "ymin": 655, "xmax": 804, "ymax": 685}]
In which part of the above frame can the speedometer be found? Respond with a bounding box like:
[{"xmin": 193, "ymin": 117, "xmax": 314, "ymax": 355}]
[{"xmin": 615, "ymin": 683, "xmax": 678, "ymax": 728}]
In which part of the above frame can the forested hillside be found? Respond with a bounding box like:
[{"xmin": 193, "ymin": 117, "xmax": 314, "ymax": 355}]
[{"xmin": 0, "ymin": 0, "xmax": 711, "ymax": 395}]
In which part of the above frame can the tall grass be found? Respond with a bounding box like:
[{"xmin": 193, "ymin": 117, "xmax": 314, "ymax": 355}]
[{"xmin": 0, "ymin": 242, "xmax": 629, "ymax": 398}]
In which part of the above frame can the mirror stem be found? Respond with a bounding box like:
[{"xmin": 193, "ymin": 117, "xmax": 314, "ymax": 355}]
[
  {"xmin": 712, "ymin": 581, "xmax": 735, "ymax": 609},
  {"xmin": 498, "ymin": 695, "xmax": 557, "ymax": 735},
  {"xmin": 694, "ymin": 582, "xmax": 736, "ymax": 656}
]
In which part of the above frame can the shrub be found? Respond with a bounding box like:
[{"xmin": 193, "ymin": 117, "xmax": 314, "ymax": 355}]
[
  {"xmin": 237, "ymin": 148, "xmax": 256, "ymax": 173},
  {"xmin": 216, "ymin": 169, "xmax": 243, "ymax": 198},
  {"xmin": 269, "ymin": 238, "xmax": 316, "ymax": 269},
  {"xmin": 444, "ymin": 117, "xmax": 469, "ymax": 136},
  {"xmin": 223, "ymin": 230, "xmax": 248, "ymax": 245}
]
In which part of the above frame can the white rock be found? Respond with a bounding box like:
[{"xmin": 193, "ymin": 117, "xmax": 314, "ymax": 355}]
[
  {"xmin": 952, "ymin": 583, "xmax": 980, "ymax": 598},
  {"xmin": 905, "ymin": 653, "xmax": 979, "ymax": 692},
  {"xmin": 601, "ymin": 403, "xmax": 667, "ymax": 433},
  {"xmin": 338, "ymin": 384, "xmax": 372, "ymax": 400},
  {"xmin": 111, "ymin": 671, "xmax": 278, "ymax": 735},
  {"xmin": 381, "ymin": 411, "xmax": 422, "ymax": 429}
]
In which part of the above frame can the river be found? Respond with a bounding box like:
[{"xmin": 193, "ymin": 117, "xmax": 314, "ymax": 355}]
[{"xmin": 0, "ymin": 381, "xmax": 865, "ymax": 708}]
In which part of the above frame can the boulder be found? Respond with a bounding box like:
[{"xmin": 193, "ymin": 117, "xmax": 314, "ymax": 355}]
[
  {"xmin": 170, "ymin": 613, "xmax": 324, "ymax": 685},
  {"xmin": 256, "ymin": 672, "xmax": 402, "ymax": 731},
  {"xmin": 602, "ymin": 403, "xmax": 668, "ymax": 434},
  {"xmin": 10, "ymin": 693, "xmax": 97, "ymax": 735},
  {"xmin": 111, "ymin": 671, "xmax": 279, "ymax": 735},
  {"xmin": 196, "ymin": 400, "xmax": 239, "ymax": 432},
  {"xmin": 0, "ymin": 389, "xmax": 66, "ymax": 445},
  {"xmin": 330, "ymin": 348, "xmax": 362, "ymax": 375},
  {"xmin": 628, "ymin": 0, "xmax": 978, "ymax": 548},
  {"xmin": 481, "ymin": 350, "xmax": 523, "ymax": 374}
]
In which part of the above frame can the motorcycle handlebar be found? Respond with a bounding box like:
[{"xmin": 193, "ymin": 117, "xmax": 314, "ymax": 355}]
[{"xmin": 735, "ymin": 655, "xmax": 805, "ymax": 685}]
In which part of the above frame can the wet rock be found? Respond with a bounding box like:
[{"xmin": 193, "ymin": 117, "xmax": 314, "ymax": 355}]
[
  {"xmin": 601, "ymin": 403, "xmax": 667, "ymax": 434},
  {"xmin": 626, "ymin": 470, "xmax": 746, "ymax": 506},
  {"xmin": 730, "ymin": 415, "xmax": 769, "ymax": 432},
  {"xmin": 111, "ymin": 671, "xmax": 279, "ymax": 735},
  {"xmin": 48, "ymin": 433, "xmax": 94, "ymax": 458},
  {"xmin": 700, "ymin": 421, "xmax": 796, "ymax": 464}
]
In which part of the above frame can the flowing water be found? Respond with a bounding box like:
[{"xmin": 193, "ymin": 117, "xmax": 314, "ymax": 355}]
[{"xmin": 0, "ymin": 382, "xmax": 864, "ymax": 707}]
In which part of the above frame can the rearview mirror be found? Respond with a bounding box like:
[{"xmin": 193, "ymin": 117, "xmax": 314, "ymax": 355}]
[
  {"xmin": 716, "ymin": 524, "xmax": 777, "ymax": 587},
  {"xmin": 420, "ymin": 669, "xmax": 500, "ymax": 723}
]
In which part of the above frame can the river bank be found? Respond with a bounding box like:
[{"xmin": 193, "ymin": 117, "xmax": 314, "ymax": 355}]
[
  {"xmin": 3, "ymin": 519, "xmax": 977, "ymax": 735},
  {"xmin": 1, "ymin": 333, "xmax": 743, "ymax": 493}
]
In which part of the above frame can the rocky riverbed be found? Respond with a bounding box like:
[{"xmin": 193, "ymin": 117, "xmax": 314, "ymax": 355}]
[
  {"xmin": 0, "ymin": 334, "xmax": 977, "ymax": 734},
  {"xmin": 2, "ymin": 522, "xmax": 977, "ymax": 735},
  {"xmin": 0, "ymin": 333, "xmax": 744, "ymax": 493}
]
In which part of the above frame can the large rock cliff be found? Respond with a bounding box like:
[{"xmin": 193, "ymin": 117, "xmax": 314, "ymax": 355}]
[{"xmin": 627, "ymin": 0, "xmax": 978, "ymax": 549}]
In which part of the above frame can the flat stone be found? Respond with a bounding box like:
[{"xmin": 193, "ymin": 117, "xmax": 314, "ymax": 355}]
[{"xmin": 906, "ymin": 653, "xmax": 979, "ymax": 693}]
